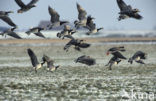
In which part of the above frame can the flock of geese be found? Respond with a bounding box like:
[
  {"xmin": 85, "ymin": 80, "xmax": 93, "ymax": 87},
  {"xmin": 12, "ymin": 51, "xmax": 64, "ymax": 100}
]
[
  {"xmin": 0, "ymin": 0, "xmax": 146, "ymax": 72},
  {"xmin": 27, "ymin": 45, "xmax": 147, "ymax": 72}
]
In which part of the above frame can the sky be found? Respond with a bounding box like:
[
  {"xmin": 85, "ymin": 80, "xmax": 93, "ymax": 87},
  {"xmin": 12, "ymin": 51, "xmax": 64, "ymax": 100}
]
[{"xmin": 0, "ymin": 0, "xmax": 156, "ymax": 30}]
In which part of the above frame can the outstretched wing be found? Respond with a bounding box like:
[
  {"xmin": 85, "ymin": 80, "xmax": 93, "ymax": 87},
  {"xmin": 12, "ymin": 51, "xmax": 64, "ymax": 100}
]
[
  {"xmin": 15, "ymin": 0, "xmax": 26, "ymax": 8},
  {"xmin": 48, "ymin": 6, "xmax": 60, "ymax": 23},
  {"xmin": 112, "ymin": 51, "xmax": 127, "ymax": 59},
  {"xmin": 0, "ymin": 16, "xmax": 17, "ymax": 27},
  {"xmin": 84, "ymin": 58, "xmax": 96, "ymax": 66},
  {"xmin": 132, "ymin": 13, "xmax": 143, "ymax": 20},
  {"xmin": 133, "ymin": 51, "xmax": 146, "ymax": 59},
  {"xmin": 76, "ymin": 56, "xmax": 96, "ymax": 66},
  {"xmin": 64, "ymin": 40, "xmax": 73, "ymax": 51},
  {"xmin": 27, "ymin": 48, "xmax": 39, "ymax": 67},
  {"xmin": 28, "ymin": 0, "xmax": 39, "ymax": 6},
  {"xmin": 117, "ymin": 0, "xmax": 129, "ymax": 11},
  {"xmin": 34, "ymin": 32, "xmax": 46, "ymax": 38},
  {"xmin": 87, "ymin": 21, "xmax": 96, "ymax": 31},
  {"xmin": 42, "ymin": 54, "xmax": 51, "ymax": 62},
  {"xmin": 136, "ymin": 60, "xmax": 145, "ymax": 64},
  {"xmin": 109, "ymin": 46, "xmax": 126, "ymax": 52},
  {"xmin": 8, "ymin": 31, "xmax": 22, "ymax": 39},
  {"xmin": 78, "ymin": 43, "xmax": 90, "ymax": 48},
  {"xmin": 77, "ymin": 3, "xmax": 87, "ymax": 21}
]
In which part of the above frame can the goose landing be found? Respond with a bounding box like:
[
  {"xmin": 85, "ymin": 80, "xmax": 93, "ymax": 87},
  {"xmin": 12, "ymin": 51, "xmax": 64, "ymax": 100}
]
[
  {"xmin": 75, "ymin": 55, "xmax": 96, "ymax": 66},
  {"xmin": 105, "ymin": 56, "xmax": 121, "ymax": 70},
  {"xmin": 106, "ymin": 46, "xmax": 126, "ymax": 70},
  {"xmin": 42, "ymin": 55, "xmax": 60, "ymax": 72},
  {"xmin": 27, "ymin": 48, "xmax": 44, "ymax": 73},
  {"xmin": 128, "ymin": 51, "xmax": 147, "ymax": 64}
]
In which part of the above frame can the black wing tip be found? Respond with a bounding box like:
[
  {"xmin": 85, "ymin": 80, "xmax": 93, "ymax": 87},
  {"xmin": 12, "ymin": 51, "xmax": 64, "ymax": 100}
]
[
  {"xmin": 48, "ymin": 5, "xmax": 51, "ymax": 8},
  {"xmin": 76, "ymin": 2, "xmax": 80, "ymax": 6},
  {"xmin": 18, "ymin": 37, "xmax": 22, "ymax": 39},
  {"xmin": 117, "ymin": 0, "xmax": 123, "ymax": 3},
  {"xmin": 27, "ymin": 48, "xmax": 33, "ymax": 53},
  {"xmin": 133, "ymin": 14, "xmax": 143, "ymax": 20},
  {"xmin": 123, "ymin": 57, "xmax": 127, "ymax": 59},
  {"xmin": 27, "ymin": 48, "xmax": 31, "ymax": 51},
  {"xmin": 48, "ymin": 6, "xmax": 52, "ymax": 10},
  {"xmin": 119, "ymin": 46, "xmax": 124, "ymax": 48}
]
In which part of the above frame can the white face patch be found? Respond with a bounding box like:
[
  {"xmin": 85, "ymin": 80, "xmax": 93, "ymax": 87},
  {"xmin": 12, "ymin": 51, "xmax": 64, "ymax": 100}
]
[
  {"xmin": 50, "ymin": 67, "xmax": 56, "ymax": 71},
  {"xmin": 114, "ymin": 62, "xmax": 118, "ymax": 65},
  {"xmin": 36, "ymin": 64, "xmax": 42, "ymax": 70},
  {"xmin": 92, "ymin": 29, "xmax": 97, "ymax": 33},
  {"xmin": 136, "ymin": 57, "xmax": 140, "ymax": 61}
]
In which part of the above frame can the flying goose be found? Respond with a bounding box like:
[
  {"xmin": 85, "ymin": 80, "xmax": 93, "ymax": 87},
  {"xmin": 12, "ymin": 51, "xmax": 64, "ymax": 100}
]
[
  {"xmin": 42, "ymin": 54, "xmax": 60, "ymax": 71},
  {"xmin": 105, "ymin": 56, "xmax": 121, "ymax": 70},
  {"xmin": 106, "ymin": 46, "xmax": 126, "ymax": 70},
  {"xmin": 128, "ymin": 51, "xmax": 147, "ymax": 64},
  {"xmin": 27, "ymin": 48, "xmax": 44, "ymax": 73},
  {"xmin": 64, "ymin": 36, "xmax": 90, "ymax": 52},
  {"xmin": 74, "ymin": 3, "xmax": 88, "ymax": 29},
  {"xmin": 86, "ymin": 16, "xmax": 103, "ymax": 35},
  {"xmin": 117, "ymin": 0, "xmax": 143, "ymax": 21},
  {"xmin": 0, "ymin": 11, "xmax": 17, "ymax": 28},
  {"xmin": 106, "ymin": 46, "xmax": 126, "ymax": 56},
  {"xmin": 15, "ymin": 0, "xmax": 39, "ymax": 13},
  {"xmin": 1, "ymin": 27, "xmax": 22, "ymax": 39},
  {"xmin": 47, "ymin": 6, "xmax": 69, "ymax": 29},
  {"xmin": 75, "ymin": 55, "xmax": 96, "ymax": 66},
  {"xmin": 26, "ymin": 27, "xmax": 46, "ymax": 38},
  {"xmin": 57, "ymin": 25, "xmax": 76, "ymax": 39}
]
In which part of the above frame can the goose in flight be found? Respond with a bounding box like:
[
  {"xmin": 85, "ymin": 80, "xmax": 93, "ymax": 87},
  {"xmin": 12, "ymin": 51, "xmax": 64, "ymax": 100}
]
[
  {"xmin": 27, "ymin": 48, "xmax": 44, "ymax": 73},
  {"xmin": 116, "ymin": 0, "xmax": 143, "ymax": 21},
  {"xmin": 15, "ymin": 0, "xmax": 39, "ymax": 13},
  {"xmin": 106, "ymin": 46, "xmax": 126, "ymax": 70},
  {"xmin": 0, "ymin": 28, "xmax": 22, "ymax": 39},
  {"xmin": 128, "ymin": 51, "xmax": 147, "ymax": 64},
  {"xmin": 105, "ymin": 56, "xmax": 121, "ymax": 70},
  {"xmin": 64, "ymin": 36, "xmax": 90, "ymax": 52},
  {"xmin": 74, "ymin": 3, "xmax": 88, "ymax": 29},
  {"xmin": 106, "ymin": 46, "xmax": 126, "ymax": 56},
  {"xmin": 86, "ymin": 16, "xmax": 103, "ymax": 35},
  {"xmin": 42, "ymin": 55, "xmax": 60, "ymax": 72},
  {"xmin": 26, "ymin": 27, "xmax": 46, "ymax": 38},
  {"xmin": 57, "ymin": 25, "xmax": 76, "ymax": 39},
  {"xmin": 47, "ymin": 6, "xmax": 69, "ymax": 29},
  {"xmin": 0, "ymin": 11, "xmax": 17, "ymax": 28},
  {"xmin": 75, "ymin": 55, "xmax": 96, "ymax": 66}
]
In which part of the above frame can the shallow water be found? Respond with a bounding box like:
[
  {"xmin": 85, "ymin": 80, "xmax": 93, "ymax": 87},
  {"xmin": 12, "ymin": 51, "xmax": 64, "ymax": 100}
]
[{"xmin": 0, "ymin": 42, "xmax": 156, "ymax": 100}]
